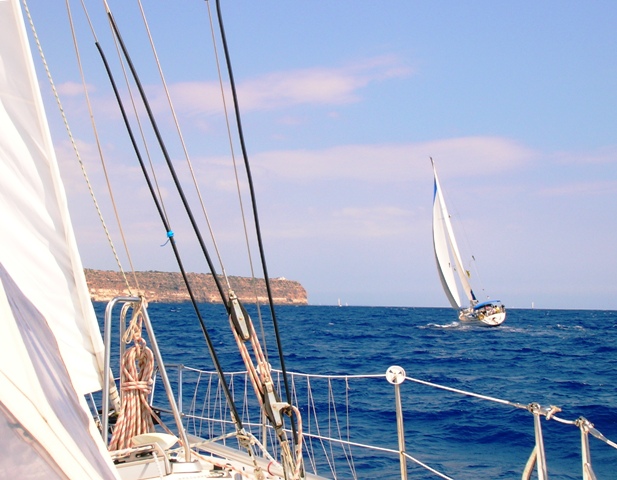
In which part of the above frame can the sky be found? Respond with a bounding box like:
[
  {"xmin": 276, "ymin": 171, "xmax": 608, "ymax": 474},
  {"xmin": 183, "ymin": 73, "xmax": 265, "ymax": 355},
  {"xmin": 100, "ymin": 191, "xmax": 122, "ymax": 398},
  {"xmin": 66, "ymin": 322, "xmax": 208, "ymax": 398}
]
[{"xmin": 24, "ymin": 1, "xmax": 617, "ymax": 310}]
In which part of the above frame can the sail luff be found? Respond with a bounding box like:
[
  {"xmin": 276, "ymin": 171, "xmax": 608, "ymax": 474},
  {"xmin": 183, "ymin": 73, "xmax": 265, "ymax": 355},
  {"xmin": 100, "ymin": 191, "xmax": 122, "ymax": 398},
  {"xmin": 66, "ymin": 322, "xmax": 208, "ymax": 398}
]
[
  {"xmin": 1, "ymin": 0, "xmax": 118, "ymax": 476},
  {"xmin": 432, "ymin": 172, "xmax": 462, "ymax": 309},
  {"xmin": 1, "ymin": 0, "xmax": 106, "ymax": 397},
  {"xmin": 431, "ymin": 161, "xmax": 476, "ymax": 306},
  {"xmin": 440, "ymin": 198, "xmax": 476, "ymax": 304}
]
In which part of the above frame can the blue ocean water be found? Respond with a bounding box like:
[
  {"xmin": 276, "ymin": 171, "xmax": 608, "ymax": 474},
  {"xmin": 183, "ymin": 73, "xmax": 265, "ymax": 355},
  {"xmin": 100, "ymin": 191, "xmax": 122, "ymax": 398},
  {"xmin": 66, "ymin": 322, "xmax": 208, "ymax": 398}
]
[{"xmin": 97, "ymin": 303, "xmax": 617, "ymax": 479}]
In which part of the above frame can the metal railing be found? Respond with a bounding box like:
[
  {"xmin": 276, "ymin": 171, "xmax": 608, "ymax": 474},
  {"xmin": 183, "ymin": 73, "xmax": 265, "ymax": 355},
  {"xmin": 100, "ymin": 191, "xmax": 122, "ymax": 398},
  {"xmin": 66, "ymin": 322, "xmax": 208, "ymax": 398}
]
[
  {"xmin": 150, "ymin": 363, "xmax": 616, "ymax": 479},
  {"xmin": 99, "ymin": 298, "xmax": 616, "ymax": 479},
  {"xmin": 102, "ymin": 297, "xmax": 191, "ymax": 462}
]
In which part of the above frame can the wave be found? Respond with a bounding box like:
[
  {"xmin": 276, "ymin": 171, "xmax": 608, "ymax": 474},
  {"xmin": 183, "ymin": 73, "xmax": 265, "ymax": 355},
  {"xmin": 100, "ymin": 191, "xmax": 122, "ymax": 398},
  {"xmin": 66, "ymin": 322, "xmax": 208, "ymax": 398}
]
[{"xmin": 421, "ymin": 321, "xmax": 461, "ymax": 329}]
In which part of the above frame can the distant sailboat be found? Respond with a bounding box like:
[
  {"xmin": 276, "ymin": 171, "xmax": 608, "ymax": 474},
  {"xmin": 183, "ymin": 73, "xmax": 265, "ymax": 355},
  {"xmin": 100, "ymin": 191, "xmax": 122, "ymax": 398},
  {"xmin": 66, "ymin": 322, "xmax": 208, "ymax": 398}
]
[{"xmin": 431, "ymin": 158, "xmax": 506, "ymax": 327}]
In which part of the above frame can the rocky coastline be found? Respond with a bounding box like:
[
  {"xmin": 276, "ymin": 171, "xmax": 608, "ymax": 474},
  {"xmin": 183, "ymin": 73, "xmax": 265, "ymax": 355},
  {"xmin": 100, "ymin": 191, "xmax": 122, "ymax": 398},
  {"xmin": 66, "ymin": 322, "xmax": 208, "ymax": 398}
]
[{"xmin": 84, "ymin": 269, "xmax": 308, "ymax": 305}]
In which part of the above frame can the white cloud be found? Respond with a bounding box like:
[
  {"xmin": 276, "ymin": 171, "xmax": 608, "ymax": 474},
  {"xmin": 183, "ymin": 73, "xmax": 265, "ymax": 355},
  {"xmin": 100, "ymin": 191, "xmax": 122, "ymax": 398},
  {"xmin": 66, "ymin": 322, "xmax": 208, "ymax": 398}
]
[
  {"xmin": 333, "ymin": 206, "xmax": 413, "ymax": 237},
  {"xmin": 57, "ymin": 81, "xmax": 95, "ymax": 96},
  {"xmin": 550, "ymin": 146, "xmax": 617, "ymax": 166},
  {"xmin": 237, "ymin": 55, "xmax": 411, "ymax": 110},
  {"xmin": 538, "ymin": 180, "xmax": 617, "ymax": 197},
  {"xmin": 141, "ymin": 55, "xmax": 412, "ymax": 120},
  {"xmin": 249, "ymin": 136, "xmax": 535, "ymax": 183},
  {"xmin": 162, "ymin": 82, "xmax": 225, "ymax": 116}
]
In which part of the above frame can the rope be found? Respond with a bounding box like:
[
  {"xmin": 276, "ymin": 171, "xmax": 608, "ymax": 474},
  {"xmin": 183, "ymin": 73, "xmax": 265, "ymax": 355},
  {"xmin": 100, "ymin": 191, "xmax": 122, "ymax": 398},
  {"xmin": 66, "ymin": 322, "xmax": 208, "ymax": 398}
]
[
  {"xmin": 22, "ymin": 0, "xmax": 135, "ymax": 295},
  {"xmin": 109, "ymin": 299, "xmax": 156, "ymax": 451},
  {"xmin": 289, "ymin": 405, "xmax": 304, "ymax": 479},
  {"xmin": 96, "ymin": 3, "xmax": 246, "ymax": 438},
  {"xmin": 214, "ymin": 0, "xmax": 298, "ymax": 451},
  {"xmin": 229, "ymin": 312, "xmax": 306, "ymax": 479}
]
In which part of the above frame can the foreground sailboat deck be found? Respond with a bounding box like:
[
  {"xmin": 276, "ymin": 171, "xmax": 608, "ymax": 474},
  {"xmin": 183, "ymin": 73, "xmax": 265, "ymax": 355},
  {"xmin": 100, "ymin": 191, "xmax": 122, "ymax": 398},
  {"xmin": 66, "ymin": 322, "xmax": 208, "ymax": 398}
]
[{"xmin": 94, "ymin": 298, "xmax": 617, "ymax": 480}]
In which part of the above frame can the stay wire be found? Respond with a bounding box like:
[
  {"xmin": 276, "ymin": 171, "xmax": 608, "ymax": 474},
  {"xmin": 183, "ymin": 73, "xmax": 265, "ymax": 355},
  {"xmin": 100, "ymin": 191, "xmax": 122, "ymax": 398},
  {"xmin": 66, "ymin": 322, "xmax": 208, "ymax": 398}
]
[
  {"xmin": 22, "ymin": 0, "xmax": 134, "ymax": 294},
  {"xmin": 135, "ymin": 0, "xmax": 233, "ymax": 293},
  {"xmin": 68, "ymin": 0, "xmax": 140, "ymax": 293},
  {"xmin": 102, "ymin": 2, "xmax": 171, "ymax": 231},
  {"xmin": 95, "ymin": 11, "xmax": 244, "ymax": 433},
  {"xmin": 215, "ymin": 0, "xmax": 298, "ymax": 446},
  {"xmin": 203, "ymin": 0, "xmax": 270, "ymax": 362},
  {"xmin": 104, "ymin": 6, "xmax": 229, "ymax": 306}
]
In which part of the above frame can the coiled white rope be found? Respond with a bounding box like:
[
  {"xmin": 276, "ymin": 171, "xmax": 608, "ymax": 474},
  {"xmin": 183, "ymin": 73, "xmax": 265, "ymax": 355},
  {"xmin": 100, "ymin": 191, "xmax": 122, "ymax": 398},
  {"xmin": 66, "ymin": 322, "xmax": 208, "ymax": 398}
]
[{"xmin": 109, "ymin": 299, "xmax": 155, "ymax": 451}]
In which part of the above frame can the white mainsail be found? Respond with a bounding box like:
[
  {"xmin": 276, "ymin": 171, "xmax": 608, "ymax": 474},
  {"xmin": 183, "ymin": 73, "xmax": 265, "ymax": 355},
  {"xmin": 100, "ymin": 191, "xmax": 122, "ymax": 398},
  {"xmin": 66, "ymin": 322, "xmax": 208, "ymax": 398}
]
[
  {"xmin": 0, "ymin": 0, "xmax": 117, "ymax": 477},
  {"xmin": 432, "ymin": 181, "xmax": 461, "ymax": 309},
  {"xmin": 431, "ymin": 159, "xmax": 476, "ymax": 309}
]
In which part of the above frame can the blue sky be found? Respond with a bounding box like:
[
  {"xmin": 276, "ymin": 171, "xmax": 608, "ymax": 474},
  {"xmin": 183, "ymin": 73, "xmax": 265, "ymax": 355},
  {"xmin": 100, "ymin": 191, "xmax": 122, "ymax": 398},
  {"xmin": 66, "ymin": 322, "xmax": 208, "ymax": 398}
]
[{"xmin": 26, "ymin": 1, "xmax": 617, "ymax": 310}]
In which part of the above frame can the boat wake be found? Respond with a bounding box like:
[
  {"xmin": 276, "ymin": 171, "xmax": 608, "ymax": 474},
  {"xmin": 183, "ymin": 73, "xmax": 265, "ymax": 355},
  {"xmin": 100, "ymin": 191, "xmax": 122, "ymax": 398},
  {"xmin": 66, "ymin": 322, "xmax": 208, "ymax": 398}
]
[{"xmin": 423, "ymin": 321, "xmax": 461, "ymax": 329}]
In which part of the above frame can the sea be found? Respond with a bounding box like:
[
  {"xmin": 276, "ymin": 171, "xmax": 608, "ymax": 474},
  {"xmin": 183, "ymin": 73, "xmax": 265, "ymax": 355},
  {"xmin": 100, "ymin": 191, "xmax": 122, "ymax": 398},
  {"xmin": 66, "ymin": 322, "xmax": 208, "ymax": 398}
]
[{"xmin": 95, "ymin": 303, "xmax": 617, "ymax": 479}]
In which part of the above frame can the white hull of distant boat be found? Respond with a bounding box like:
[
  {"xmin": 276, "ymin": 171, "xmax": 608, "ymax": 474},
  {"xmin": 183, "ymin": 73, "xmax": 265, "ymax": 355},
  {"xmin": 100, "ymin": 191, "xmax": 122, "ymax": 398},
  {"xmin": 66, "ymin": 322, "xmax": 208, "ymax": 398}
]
[
  {"xmin": 431, "ymin": 158, "xmax": 506, "ymax": 327},
  {"xmin": 459, "ymin": 301, "xmax": 507, "ymax": 327}
]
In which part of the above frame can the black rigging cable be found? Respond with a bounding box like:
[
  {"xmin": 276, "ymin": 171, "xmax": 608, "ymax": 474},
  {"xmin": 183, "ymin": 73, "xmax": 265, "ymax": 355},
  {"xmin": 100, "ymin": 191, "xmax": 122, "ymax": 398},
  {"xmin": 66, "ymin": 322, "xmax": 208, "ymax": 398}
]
[
  {"xmin": 214, "ymin": 0, "xmax": 298, "ymax": 446},
  {"xmin": 103, "ymin": 0, "xmax": 299, "ymax": 466},
  {"xmin": 93, "ymin": 29, "xmax": 244, "ymax": 433},
  {"xmin": 105, "ymin": 11, "xmax": 230, "ymax": 308}
]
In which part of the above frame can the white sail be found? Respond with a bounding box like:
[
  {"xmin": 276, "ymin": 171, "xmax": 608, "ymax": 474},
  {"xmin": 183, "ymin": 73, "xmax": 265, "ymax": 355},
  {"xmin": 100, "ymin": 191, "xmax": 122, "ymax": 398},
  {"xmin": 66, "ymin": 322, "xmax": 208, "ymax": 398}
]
[
  {"xmin": 0, "ymin": 0, "xmax": 117, "ymax": 477},
  {"xmin": 431, "ymin": 159, "xmax": 476, "ymax": 307},
  {"xmin": 432, "ymin": 177, "xmax": 462, "ymax": 309}
]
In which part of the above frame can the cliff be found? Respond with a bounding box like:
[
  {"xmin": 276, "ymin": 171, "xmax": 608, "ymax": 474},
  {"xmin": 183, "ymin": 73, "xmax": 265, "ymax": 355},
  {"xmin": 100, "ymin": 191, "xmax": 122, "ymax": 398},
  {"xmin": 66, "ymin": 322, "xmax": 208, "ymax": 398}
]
[{"xmin": 84, "ymin": 269, "xmax": 308, "ymax": 305}]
